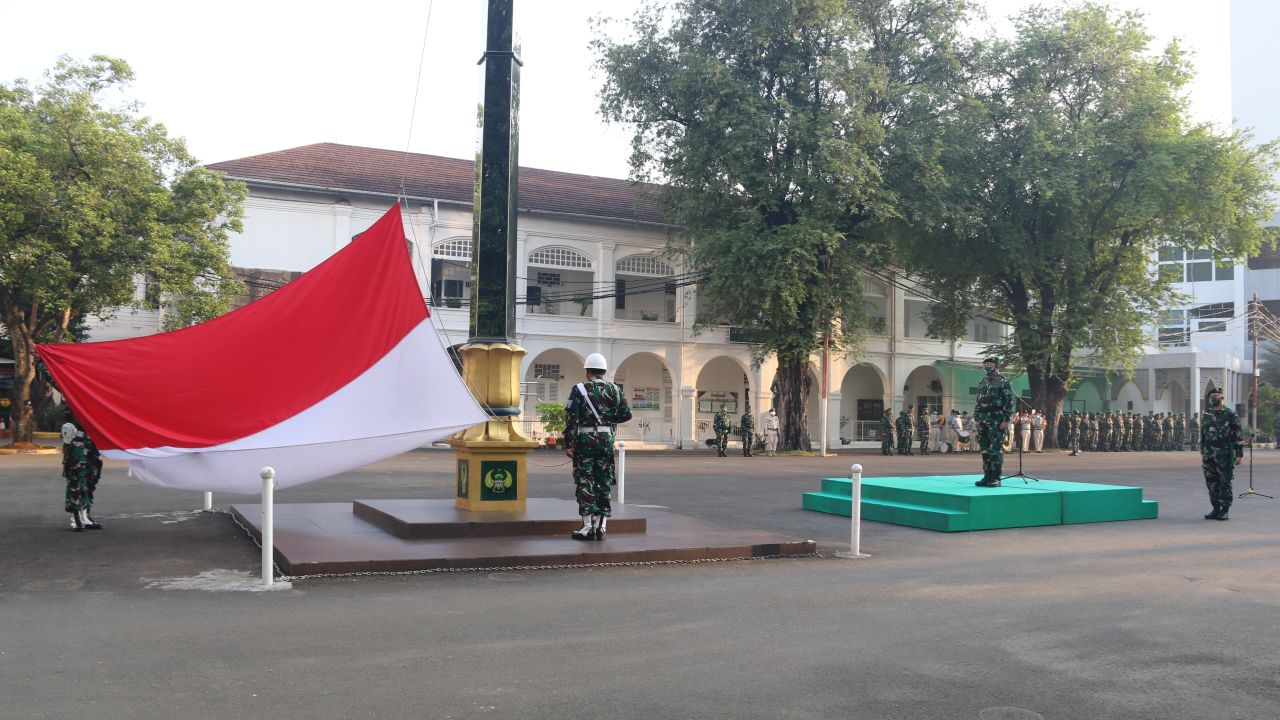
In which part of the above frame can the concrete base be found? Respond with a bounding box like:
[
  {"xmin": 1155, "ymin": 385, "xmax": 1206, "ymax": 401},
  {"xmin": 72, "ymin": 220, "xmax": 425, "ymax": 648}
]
[{"xmin": 232, "ymin": 498, "xmax": 816, "ymax": 575}]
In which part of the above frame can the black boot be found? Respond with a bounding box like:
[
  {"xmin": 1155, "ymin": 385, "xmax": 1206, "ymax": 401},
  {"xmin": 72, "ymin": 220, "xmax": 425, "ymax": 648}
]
[
  {"xmin": 975, "ymin": 474, "xmax": 1001, "ymax": 487},
  {"xmin": 1214, "ymin": 509, "xmax": 1229, "ymax": 521},
  {"xmin": 1204, "ymin": 505, "xmax": 1222, "ymax": 520},
  {"xmin": 69, "ymin": 512, "xmax": 84, "ymax": 532}
]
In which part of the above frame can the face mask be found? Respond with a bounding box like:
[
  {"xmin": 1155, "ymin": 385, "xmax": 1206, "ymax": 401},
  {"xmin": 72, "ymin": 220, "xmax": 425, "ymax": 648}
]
[
  {"xmin": 1210, "ymin": 396, "xmax": 1223, "ymax": 407},
  {"xmin": 984, "ymin": 366, "xmax": 996, "ymax": 375}
]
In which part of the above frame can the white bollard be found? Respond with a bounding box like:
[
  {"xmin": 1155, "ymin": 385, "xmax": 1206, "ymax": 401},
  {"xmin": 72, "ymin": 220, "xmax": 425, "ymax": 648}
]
[
  {"xmin": 836, "ymin": 463, "xmax": 870, "ymax": 559},
  {"xmin": 260, "ymin": 467, "xmax": 276, "ymax": 586},
  {"xmin": 617, "ymin": 441, "xmax": 626, "ymax": 505},
  {"xmin": 202, "ymin": 491, "xmax": 213, "ymax": 512}
]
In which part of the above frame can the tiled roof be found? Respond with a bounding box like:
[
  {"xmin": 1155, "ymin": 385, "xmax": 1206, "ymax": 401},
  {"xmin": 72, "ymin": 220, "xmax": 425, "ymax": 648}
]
[{"xmin": 207, "ymin": 143, "xmax": 668, "ymax": 226}]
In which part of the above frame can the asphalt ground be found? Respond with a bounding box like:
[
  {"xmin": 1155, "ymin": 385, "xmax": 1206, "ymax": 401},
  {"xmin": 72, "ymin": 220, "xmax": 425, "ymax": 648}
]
[{"xmin": 2, "ymin": 445, "xmax": 1278, "ymax": 720}]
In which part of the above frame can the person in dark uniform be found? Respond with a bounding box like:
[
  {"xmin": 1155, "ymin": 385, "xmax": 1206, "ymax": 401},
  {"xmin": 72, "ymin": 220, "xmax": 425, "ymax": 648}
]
[
  {"xmin": 1199, "ymin": 386, "xmax": 1243, "ymax": 521},
  {"xmin": 739, "ymin": 407, "xmax": 755, "ymax": 457},
  {"xmin": 879, "ymin": 409, "xmax": 895, "ymax": 456},
  {"xmin": 564, "ymin": 353, "xmax": 633, "ymax": 540},
  {"xmin": 974, "ymin": 357, "xmax": 1014, "ymax": 487},
  {"xmin": 713, "ymin": 404, "xmax": 732, "ymax": 458}
]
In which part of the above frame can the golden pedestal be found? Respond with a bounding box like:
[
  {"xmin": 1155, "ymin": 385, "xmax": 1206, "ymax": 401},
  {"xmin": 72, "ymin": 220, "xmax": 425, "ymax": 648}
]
[{"xmin": 451, "ymin": 342, "xmax": 540, "ymax": 512}]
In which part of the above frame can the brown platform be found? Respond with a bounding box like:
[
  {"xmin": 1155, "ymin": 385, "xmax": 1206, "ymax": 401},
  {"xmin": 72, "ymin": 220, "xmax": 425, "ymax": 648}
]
[
  {"xmin": 353, "ymin": 498, "xmax": 647, "ymax": 538},
  {"xmin": 230, "ymin": 498, "xmax": 816, "ymax": 575}
]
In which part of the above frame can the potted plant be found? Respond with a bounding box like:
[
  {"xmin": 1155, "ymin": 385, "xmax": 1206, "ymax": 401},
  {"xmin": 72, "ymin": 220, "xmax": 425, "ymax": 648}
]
[{"xmin": 536, "ymin": 401, "xmax": 567, "ymax": 450}]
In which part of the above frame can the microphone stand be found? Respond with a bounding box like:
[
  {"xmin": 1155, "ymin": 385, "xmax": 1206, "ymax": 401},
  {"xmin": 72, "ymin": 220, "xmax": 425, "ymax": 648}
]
[
  {"xmin": 1238, "ymin": 431, "xmax": 1274, "ymax": 500},
  {"xmin": 1001, "ymin": 393, "xmax": 1046, "ymax": 484}
]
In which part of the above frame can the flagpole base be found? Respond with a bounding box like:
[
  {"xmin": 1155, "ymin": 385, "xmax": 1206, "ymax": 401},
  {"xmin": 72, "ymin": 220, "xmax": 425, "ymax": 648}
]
[{"xmin": 452, "ymin": 342, "xmax": 538, "ymax": 513}]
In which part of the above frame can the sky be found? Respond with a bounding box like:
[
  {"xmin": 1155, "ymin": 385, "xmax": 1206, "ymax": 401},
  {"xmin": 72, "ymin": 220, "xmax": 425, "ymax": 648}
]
[{"xmin": 2, "ymin": 0, "xmax": 1238, "ymax": 181}]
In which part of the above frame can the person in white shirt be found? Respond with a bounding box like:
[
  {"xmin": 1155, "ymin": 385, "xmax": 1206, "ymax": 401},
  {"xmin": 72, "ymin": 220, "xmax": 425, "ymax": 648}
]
[
  {"xmin": 947, "ymin": 410, "xmax": 963, "ymax": 453},
  {"xmin": 764, "ymin": 409, "xmax": 780, "ymax": 456},
  {"xmin": 1018, "ymin": 410, "xmax": 1032, "ymax": 452},
  {"xmin": 1031, "ymin": 409, "xmax": 1045, "ymax": 452},
  {"xmin": 963, "ymin": 413, "xmax": 977, "ymax": 452},
  {"xmin": 928, "ymin": 411, "xmax": 940, "ymax": 453}
]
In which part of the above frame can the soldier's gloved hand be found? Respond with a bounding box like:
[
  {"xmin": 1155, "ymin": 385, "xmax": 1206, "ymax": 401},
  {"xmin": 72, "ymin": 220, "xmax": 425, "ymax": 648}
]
[{"xmin": 566, "ymin": 448, "xmax": 574, "ymax": 459}]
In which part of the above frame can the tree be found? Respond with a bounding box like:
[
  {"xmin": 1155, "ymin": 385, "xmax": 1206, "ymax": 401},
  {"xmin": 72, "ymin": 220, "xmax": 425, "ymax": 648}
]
[
  {"xmin": 0, "ymin": 56, "xmax": 246, "ymax": 446},
  {"xmin": 595, "ymin": 0, "xmax": 974, "ymax": 450},
  {"xmin": 893, "ymin": 3, "xmax": 1279, "ymax": 446}
]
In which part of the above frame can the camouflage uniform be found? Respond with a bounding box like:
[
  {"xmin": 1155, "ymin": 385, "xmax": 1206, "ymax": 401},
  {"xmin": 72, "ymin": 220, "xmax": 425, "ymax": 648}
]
[
  {"xmin": 1162, "ymin": 414, "xmax": 1174, "ymax": 451},
  {"xmin": 739, "ymin": 411, "xmax": 755, "ymax": 457},
  {"xmin": 1188, "ymin": 413, "xmax": 1200, "ymax": 449},
  {"xmin": 1130, "ymin": 414, "xmax": 1141, "ymax": 451},
  {"xmin": 1200, "ymin": 397, "xmax": 1243, "ymax": 518},
  {"xmin": 917, "ymin": 412, "xmax": 931, "ymax": 455},
  {"xmin": 975, "ymin": 366, "xmax": 1015, "ymax": 485},
  {"xmin": 895, "ymin": 410, "xmax": 914, "ymax": 456},
  {"xmin": 713, "ymin": 407, "xmax": 732, "ymax": 457},
  {"xmin": 63, "ymin": 431, "xmax": 102, "ymax": 518},
  {"xmin": 565, "ymin": 378, "xmax": 633, "ymax": 519},
  {"xmin": 1068, "ymin": 412, "xmax": 1080, "ymax": 455},
  {"xmin": 1099, "ymin": 413, "xmax": 1112, "ymax": 452},
  {"xmin": 879, "ymin": 411, "xmax": 895, "ymax": 456}
]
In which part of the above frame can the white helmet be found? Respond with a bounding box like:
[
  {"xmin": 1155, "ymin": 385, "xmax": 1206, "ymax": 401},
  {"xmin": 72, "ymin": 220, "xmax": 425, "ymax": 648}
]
[{"xmin": 584, "ymin": 353, "xmax": 608, "ymax": 371}]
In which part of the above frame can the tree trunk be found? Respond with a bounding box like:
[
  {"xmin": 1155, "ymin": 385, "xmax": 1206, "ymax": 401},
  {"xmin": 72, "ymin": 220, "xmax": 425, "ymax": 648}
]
[
  {"xmin": 3, "ymin": 309, "xmax": 38, "ymax": 446},
  {"xmin": 774, "ymin": 354, "xmax": 812, "ymax": 451},
  {"xmin": 1026, "ymin": 358, "xmax": 1070, "ymax": 450}
]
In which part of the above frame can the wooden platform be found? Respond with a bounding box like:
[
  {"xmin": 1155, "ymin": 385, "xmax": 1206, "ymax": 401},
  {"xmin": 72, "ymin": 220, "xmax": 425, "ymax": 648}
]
[
  {"xmin": 803, "ymin": 474, "xmax": 1158, "ymax": 532},
  {"xmin": 232, "ymin": 498, "xmax": 816, "ymax": 575}
]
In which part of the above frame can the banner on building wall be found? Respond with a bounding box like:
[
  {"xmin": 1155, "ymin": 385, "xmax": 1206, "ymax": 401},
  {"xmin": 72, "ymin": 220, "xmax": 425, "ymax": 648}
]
[
  {"xmin": 632, "ymin": 387, "xmax": 662, "ymax": 410},
  {"xmin": 697, "ymin": 390, "xmax": 738, "ymax": 414},
  {"xmin": 36, "ymin": 205, "xmax": 488, "ymax": 494}
]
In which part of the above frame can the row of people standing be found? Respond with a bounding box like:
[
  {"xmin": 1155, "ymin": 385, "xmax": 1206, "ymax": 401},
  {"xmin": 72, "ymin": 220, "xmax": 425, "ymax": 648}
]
[
  {"xmin": 712, "ymin": 405, "xmax": 782, "ymax": 457},
  {"xmin": 1059, "ymin": 411, "xmax": 1195, "ymax": 454}
]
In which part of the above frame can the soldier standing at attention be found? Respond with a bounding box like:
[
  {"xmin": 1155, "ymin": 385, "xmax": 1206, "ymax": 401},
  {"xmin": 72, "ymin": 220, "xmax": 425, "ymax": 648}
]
[
  {"xmin": 896, "ymin": 408, "xmax": 914, "ymax": 456},
  {"xmin": 739, "ymin": 406, "xmax": 755, "ymax": 457},
  {"xmin": 564, "ymin": 353, "xmax": 633, "ymax": 541},
  {"xmin": 1189, "ymin": 412, "xmax": 1200, "ymax": 449},
  {"xmin": 880, "ymin": 409, "xmax": 896, "ymax": 456},
  {"xmin": 764, "ymin": 409, "xmax": 780, "ymax": 456},
  {"xmin": 917, "ymin": 409, "xmax": 931, "ymax": 456},
  {"xmin": 1068, "ymin": 410, "xmax": 1081, "ymax": 455},
  {"xmin": 1200, "ymin": 386, "xmax": 1243, "ymax": 521},
  {"xmin": 712, "ymin": 404, "xmax": 732, "ymax": 457},
  {"xmin": 974, "ymin": 357, "xmax": 1015, "ymax": 487},
  {"xmin": 61, "ymin": 418, "xmax": 103, "ymax": 532}
]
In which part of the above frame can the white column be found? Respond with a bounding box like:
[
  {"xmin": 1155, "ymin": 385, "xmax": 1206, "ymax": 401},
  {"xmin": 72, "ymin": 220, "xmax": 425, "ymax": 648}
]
[
  {"xmin": 260, "ymin": 467, "xmax": 276, "ymax": 587},
  {"xmin": 331, "ymin": 200, "xmax": 353, "ymax": 253},
  {"xmin": 598, "ymin": 242, "xmax": 616, "ymax": 330},
  {"xmin": 1191, "ymin": 364, "xmax": 1201, "ymax": 417},
  {"xmin": 681, "ymin": 386, "xmax": 696, "ymax": 448},
  {"xmin": 828, "ymin": 391, "xmax": 844, "ymax": 448}
]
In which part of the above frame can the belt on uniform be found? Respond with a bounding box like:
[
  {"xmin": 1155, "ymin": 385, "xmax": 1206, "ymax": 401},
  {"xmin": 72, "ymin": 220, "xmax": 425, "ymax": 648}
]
[{"xmin": 576, "ymin": 426, "xmax": 612, "ymax": 434}]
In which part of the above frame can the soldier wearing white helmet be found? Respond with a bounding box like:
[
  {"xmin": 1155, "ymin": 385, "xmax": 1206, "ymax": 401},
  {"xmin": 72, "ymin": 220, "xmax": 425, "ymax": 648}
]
[{"xmin": 563, "ymin": 353, "xmax": 633, "ymax": 540}]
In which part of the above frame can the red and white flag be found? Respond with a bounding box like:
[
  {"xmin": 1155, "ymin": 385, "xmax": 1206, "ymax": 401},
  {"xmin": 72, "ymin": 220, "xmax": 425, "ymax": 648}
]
[{"xmin": 37, "ymin": 205, "xmax": 487, "ymax": 493}]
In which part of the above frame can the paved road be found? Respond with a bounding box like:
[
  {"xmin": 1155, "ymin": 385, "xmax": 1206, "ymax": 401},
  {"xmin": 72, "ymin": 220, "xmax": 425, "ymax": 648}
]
[{"xmin": 2, "ymin": 447, "xmax": 1277, "ymax": 719}]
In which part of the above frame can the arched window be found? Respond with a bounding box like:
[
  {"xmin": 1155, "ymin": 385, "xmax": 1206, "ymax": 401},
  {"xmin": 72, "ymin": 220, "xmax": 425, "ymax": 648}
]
[
  {"xmin": 614, "ymin": 254, "xmax": 677, "ymax": 322},
  {"xmin": 616, "ymin": 254, "xmax": 675, "ymax": 277},
  {"xmin": 526, "ymin": 246, "xmax": 595, "ymax": 317},
  {"xmin": 430, "ymin": 237, "xmax": 472, "ymax": 308},
  {"xmin": 528, "ymin": 246, "xmax": 593, "ymax": 269}
]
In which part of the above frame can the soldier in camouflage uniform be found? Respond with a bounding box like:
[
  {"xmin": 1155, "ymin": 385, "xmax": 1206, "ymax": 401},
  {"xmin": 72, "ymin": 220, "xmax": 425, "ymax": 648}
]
[
  {"xmin": 896, "ymin": 409, "xmax": 914, "ymax": 456},
  {"xmin": 1188, "ymin": 412, "xmax": 1200, "ymax": 449},
  {"xmin": 739, "ymin": 407, "xmax": 755, "ymax": 457},
  {"xmin": 1068, "ymin": 411, "xmax": 1080, "ymax": 455},
  {"xmin": 1116, "ymin": 413, "xmax": 1129, "ymax": 452},
  {"xmin": 879, "ymin": 409, "xmax": 895, "ymax": 456},
  {"xmin": 564, "ymin": 353, "xmax": 633, "ymax": 540},
  {"xmin": 917, "ymin": 409, "xmax": 932, "ymax": 455},
  {"xmin": 974, "ymin": 357, "xmax": 1015, "ymax": 487},
  {"xmin": 1200, "ymin": 386, "xmax": 1243, "ymax": 521},
  {"xmin": 713, "ymin": 404, "xmax": 732, "ymax": 457},
  {"xmin": 62, "ymin": 422, "xmax": 103, "ymax": 532},
  {"xmin": 1162, "ymin": 413, "xmax": 1174, "ymax": 450},
  {"xmin": 1154, "ymin": 413, "xmax": 1167, "ymax": 451},
  {"xmin": 1130, "ymin": 413, "xmax": 1142, "ymax": 451},
  {"xmin": 1098, "ymin": 412, "xmax": 1111, "ymax": 452}
]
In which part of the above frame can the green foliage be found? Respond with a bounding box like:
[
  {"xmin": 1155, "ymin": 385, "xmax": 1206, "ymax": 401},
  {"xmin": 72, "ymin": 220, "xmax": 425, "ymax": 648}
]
[
  {"xmin": 536, "ymin": 401, "xmax": 567, "ymax": 437},
  {"xmin": 1, "ymin": 56, "xmax": 246, "ymax": 441},
  {"xmin": 893, "ymin": 3, "xmax": 1279, "ymax": 425},
  {"xmin": 595, "ymin": 0, "xmax": 974, "ymax": 448}
]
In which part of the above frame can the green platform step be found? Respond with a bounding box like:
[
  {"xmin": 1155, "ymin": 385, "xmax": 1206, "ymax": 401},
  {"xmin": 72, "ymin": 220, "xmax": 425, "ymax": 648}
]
[{"xmin": 802, "ymin": 474, "xmax": 1158, "ymax": 532}]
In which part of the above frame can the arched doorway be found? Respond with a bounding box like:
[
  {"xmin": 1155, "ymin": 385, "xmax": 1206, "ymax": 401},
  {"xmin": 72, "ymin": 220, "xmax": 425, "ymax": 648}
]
[
  {"xmin": 1071, "ymin": 379, "xmax": 1104, "ymax": 414},
  {"xmin": 695, "ymin": 356, "xmax": 751, "ymax": 446},
  {"xmin": 840, "ymin": 364, "xmax": 886, "ymax": 443},
  {"xmin": 522, "ymin": 348, "xmax": 585, "ymax": 442},
  {"xmin": 902, "ymin": 365, "xmax": 945, "ymax": 415},
  {"xmin": 614, "ymin": 352, "xmax": 675, "ymax": 445},
  {"xmin": 1115, "ymin": 381, "xmax": 1144, "ymax": 412}
]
